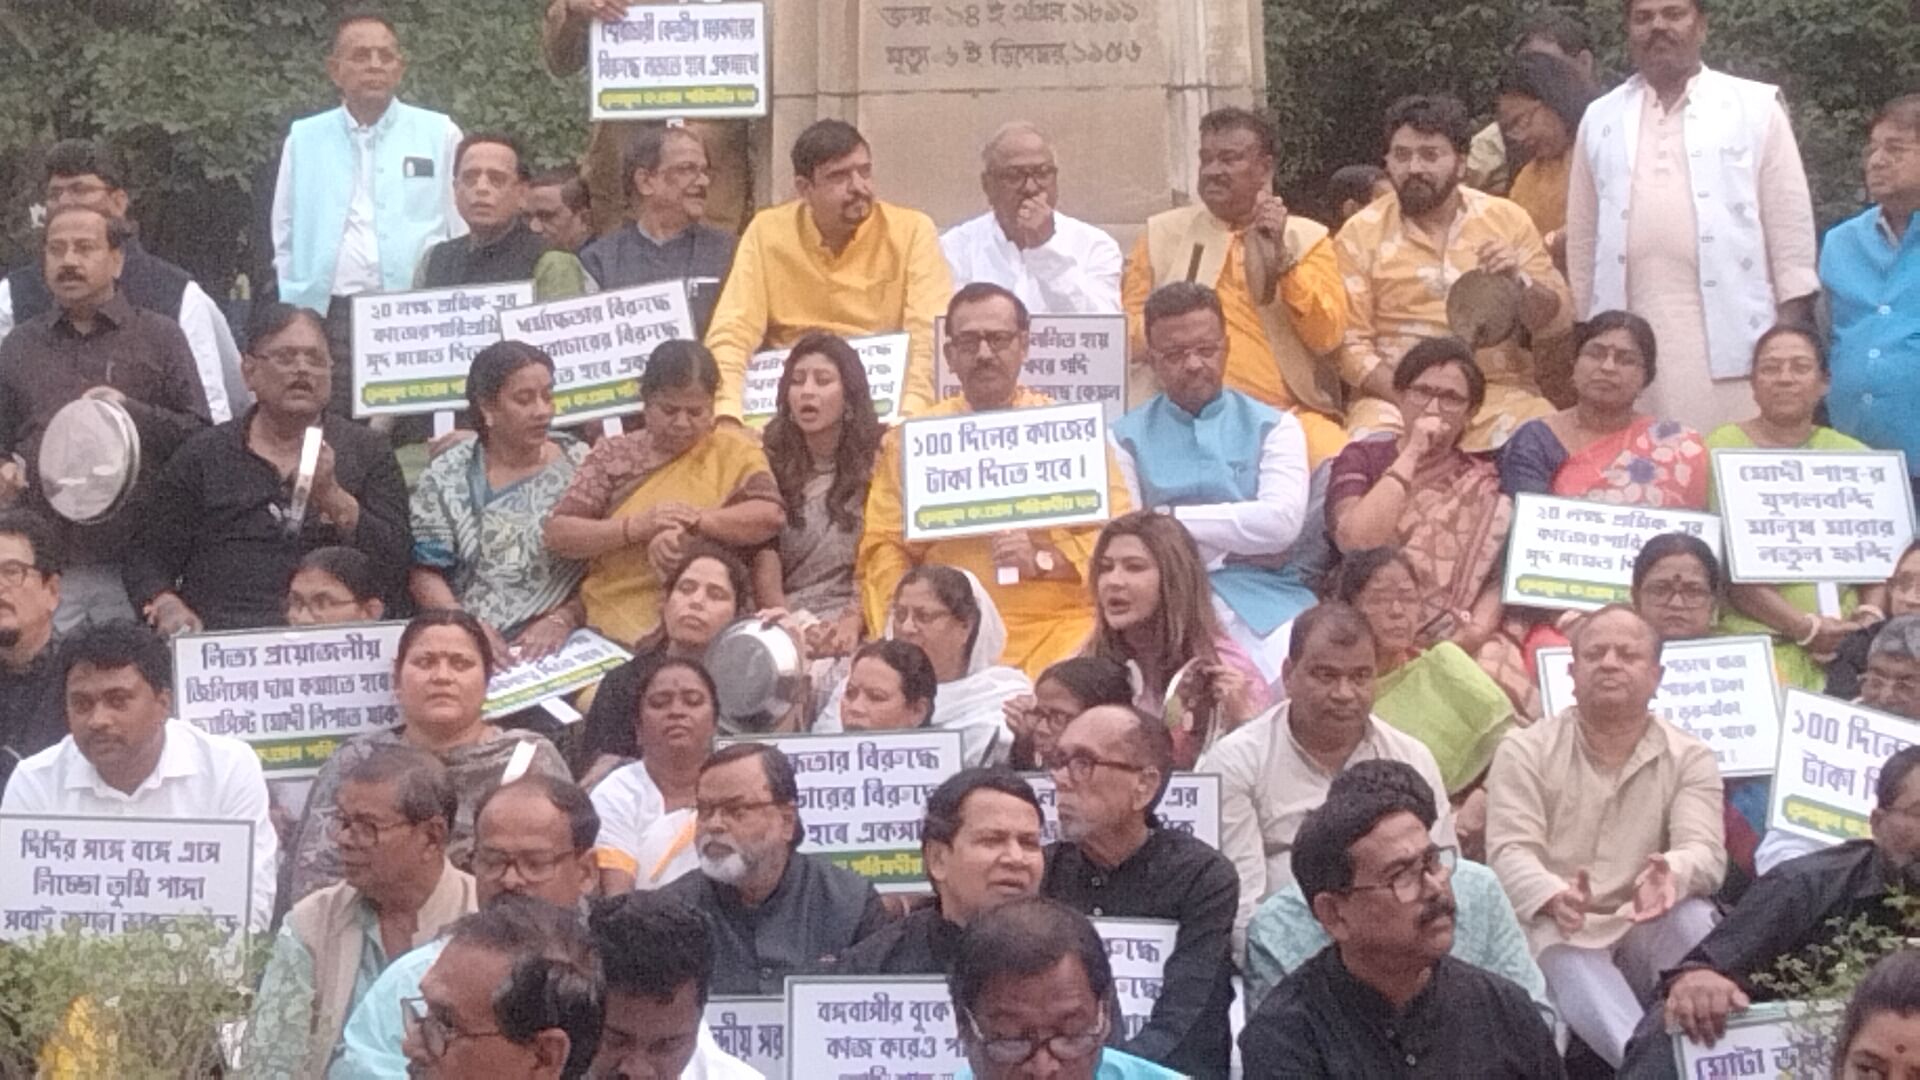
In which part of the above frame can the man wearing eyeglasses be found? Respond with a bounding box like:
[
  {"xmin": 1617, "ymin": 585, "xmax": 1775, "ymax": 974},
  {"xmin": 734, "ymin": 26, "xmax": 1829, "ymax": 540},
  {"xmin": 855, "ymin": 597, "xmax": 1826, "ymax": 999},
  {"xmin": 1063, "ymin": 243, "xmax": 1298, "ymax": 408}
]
[
  {"xmin": 659, "ymin": 742, "xmax": 887, "ymax": 994},
  {"xmin": 939, "ymin": 123, "xmax": 1122, "ymax": 316},
  {"xmin": 329, "ymin": 775, "xmax": 602, "ymax": 1078},
  {"xmin": 1620, "ymin": 743, "xmax": 1920, "ymax": 1078},
  {"xmin": 1485, "ymin": 604, "xmax": 1725, "ymax": 1069},
  {"xmin": 1120, "ymin": 108, "xmax": 1348, "ymax": 468},
  {"xmin": 124, "ymin": 302, "xmax": 410, "ymax": 633},
  {"xmin": 950, "ymin": 896, "xmax": 1182, "ymax": 1080},
  {"xmin": 1113, "ymin": 282, "xmax": 1319, "ymax": 683},
  {"xmin": 1197, "ymin": 604, "xmax": 1455, "ymax": 953},
  {"xmin": 859, "ymin": 284, "xmax": 1133, "ymax": 678},
  {"xmin": 243, "ymin": 747, "xmax": 478, "ymax": 1078},
  {"xmin": 1040, "ymin": 705, "xmax": 1237, "ymax": 1078},
  {"xmin": 1238, "ymin": 775, "xmax": 1561, "ymax": 1077},
  {"xmin": 0, "ymin": 510, "xmax": 69, "ymax": 792},
  {"xmin": 579, "ymin": 127, "xmax": 737, "ymax": 336}
]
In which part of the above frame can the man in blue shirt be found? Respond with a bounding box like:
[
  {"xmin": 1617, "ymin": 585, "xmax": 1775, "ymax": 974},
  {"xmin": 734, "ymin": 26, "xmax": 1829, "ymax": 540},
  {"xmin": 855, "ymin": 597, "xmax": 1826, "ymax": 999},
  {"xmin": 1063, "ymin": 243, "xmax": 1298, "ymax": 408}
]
[{"xmin": 1822, "ymin": 94, "xmax": 1920, "ymax": 498}]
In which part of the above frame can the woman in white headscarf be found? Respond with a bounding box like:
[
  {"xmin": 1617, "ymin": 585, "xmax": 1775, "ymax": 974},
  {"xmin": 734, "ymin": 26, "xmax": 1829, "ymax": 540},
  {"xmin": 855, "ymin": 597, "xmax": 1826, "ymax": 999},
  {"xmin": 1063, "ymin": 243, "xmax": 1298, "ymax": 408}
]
[{"xmin": 814, "ymin": 565, "xmax": 1026, "ymax": 766}]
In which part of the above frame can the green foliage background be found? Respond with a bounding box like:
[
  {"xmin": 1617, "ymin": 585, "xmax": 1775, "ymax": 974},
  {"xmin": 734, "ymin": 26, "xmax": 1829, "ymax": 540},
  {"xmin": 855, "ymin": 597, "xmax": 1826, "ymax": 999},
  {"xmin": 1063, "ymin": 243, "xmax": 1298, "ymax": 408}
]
[{"xmin": 0, "ymin": 0, "xmax": 1913, "ymax": 291}]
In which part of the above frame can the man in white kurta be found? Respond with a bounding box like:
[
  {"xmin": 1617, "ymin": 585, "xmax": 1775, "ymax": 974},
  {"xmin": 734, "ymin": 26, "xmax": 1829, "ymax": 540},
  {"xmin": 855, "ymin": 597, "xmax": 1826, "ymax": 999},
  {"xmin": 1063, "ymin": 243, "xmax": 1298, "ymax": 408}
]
[
  {"xmin": 939, "ymin": 122, "xmax": 1122, "ymax": 314},
  {"xmin": 1565, "ymin": 0, "xmax": 1817, "ymax": 433}
]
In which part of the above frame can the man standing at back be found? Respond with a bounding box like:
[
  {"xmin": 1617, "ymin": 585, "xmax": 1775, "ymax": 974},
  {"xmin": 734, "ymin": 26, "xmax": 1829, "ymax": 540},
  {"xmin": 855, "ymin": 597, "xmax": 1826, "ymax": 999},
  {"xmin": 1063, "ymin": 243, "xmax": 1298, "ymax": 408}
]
[
  {"xmin": 579, "ymin": 126, "xmax": 738, "ymax": 333},
  {"xmin": 272, "ymin": 11, "xmax": 463, "ymax": 415},
  {"xmin": 1121, "ymin": 107, "xmax": 1348, "ymax": 467},
  {"xmin": 415, "ymin": 134, "xmax": 590, "ymax": 300},
  {"xmin": 0, "ymin": 140, "xmax": 247, "ymax": 423},
  {"xmin": 704, "ymin": 120, "xmax": 952, "ymax": 423},
  {"xmin": 1565, "ymin": 0, "xmax": 1817, "ymax": 434}
]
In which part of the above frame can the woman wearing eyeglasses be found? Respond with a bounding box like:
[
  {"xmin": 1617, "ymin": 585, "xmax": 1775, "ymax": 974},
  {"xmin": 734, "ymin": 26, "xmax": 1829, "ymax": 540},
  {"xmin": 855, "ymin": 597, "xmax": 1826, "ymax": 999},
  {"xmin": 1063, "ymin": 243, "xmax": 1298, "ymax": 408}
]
[
  {"xmin": 288, "ymin": 609, "xmax": 570, "ymax": 902},
  {"xmin": 1706, "ymin": 324, "xmax": 1888, "ymax": 692},
  {"xmin": 815, "ymin": 564, "xmax": 1024, "ymax": 767},
  {"xmin": 285, "ymin": 546, "xmax": 387, "ymax": 626},
  {"xmin": 1328, "ymin": 337, "xmax": 1539, "ymax": 720},
  {"xmin": 1003, "ymin": 656, "xmax": 1134, "ymax": 771},
  {"xmin": 1827, "ymin": 541, "xmax": 1920, "ymax": 700}
]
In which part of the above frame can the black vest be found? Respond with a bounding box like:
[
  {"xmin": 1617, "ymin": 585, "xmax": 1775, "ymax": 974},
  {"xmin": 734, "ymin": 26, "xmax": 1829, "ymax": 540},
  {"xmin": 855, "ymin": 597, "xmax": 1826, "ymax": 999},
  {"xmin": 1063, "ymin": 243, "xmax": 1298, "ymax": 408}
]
[{"xmin": 7, "ymin": 238, "xmax": 192, "ymax": 324}]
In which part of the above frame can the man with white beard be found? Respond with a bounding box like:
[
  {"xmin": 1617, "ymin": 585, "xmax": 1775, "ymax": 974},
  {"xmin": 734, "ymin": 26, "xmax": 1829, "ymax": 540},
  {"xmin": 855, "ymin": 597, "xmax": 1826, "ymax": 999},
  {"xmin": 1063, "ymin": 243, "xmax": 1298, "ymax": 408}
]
[{"xmin": 658, "ymin": 743, "xmax": 888, "ymax": 994}]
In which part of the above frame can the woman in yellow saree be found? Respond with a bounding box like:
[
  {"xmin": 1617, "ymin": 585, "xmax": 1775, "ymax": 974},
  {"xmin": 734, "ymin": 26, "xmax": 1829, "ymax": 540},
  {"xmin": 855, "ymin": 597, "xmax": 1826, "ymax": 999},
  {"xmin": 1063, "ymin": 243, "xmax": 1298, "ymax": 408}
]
[{"xmin": 544, "ymin": 340, "xmax": 784, "ymax": 646}]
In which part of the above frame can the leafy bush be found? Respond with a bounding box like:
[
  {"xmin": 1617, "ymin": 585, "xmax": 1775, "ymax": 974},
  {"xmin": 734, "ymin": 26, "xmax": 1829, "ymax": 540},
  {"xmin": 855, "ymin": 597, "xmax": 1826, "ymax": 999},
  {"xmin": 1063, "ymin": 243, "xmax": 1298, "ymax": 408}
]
[
  {"xmin": 1747, "ymin": 891, "xmax": 1920, "ymax": 1077},
  {"xmin": 0, "ymin": 919, "xmax": 267, "ymax": 1079},
  {"xmin": 1264, "ymin": 0, "xmax": 1920, "ymax": 228}
]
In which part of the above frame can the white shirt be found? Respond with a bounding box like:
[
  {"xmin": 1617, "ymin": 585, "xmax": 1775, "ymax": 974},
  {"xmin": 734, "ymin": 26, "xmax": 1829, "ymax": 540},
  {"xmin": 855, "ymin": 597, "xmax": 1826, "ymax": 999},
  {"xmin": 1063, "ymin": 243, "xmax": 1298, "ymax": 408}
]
[
  {"xmin": 1196, "ymin": 701, "xmax": 1456, "ymax": 951},
  {"xmin": 1114, "ymin": 405, "xmax": 1310, "ymax": 567},
  {"xmin": 0, "ymin": 276, "xmax": 245, "ymax": 424},
  {"xmin": 688, "ymin": 1024, "xmax": 764, "ymax": 1079},
  {"xmin": 939, "ymin": 209, "xmax": 1123, "ymax": 314},
  {"xmin": 2, "ymin": 719, "xmax": 279, "ymax": 932},
  {"xmin": 588, "ymin": 761, "xmax": 699, "ymax": 890}
]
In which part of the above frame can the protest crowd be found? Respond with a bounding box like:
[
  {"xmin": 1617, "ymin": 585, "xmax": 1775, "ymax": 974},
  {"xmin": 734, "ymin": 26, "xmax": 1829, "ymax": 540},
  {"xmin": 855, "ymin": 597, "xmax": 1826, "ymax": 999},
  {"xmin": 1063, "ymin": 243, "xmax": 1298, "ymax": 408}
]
[{"xmin": 3, "ymin": 0, "xmax": 1920, "ymax": 1077}]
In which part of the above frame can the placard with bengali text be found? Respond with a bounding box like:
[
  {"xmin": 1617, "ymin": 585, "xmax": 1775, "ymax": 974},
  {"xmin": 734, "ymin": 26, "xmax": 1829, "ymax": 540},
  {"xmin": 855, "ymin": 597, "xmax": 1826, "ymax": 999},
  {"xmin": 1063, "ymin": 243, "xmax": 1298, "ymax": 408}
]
[
  {"xmin": 1092, "ymin": 917, "xmax": 1178, "ymax": 1043},
  {"xmin": 1671, "ymin": 1001, "xmax": 1839, "ymax": 1079},
  {"xmin": 703, "ymin": 996, "xmax": 784, "ymax": 1077},
  {"xmin": 1710, "ymin": 448, "xmax": 1915, "ymax": 584},
  {"xmin": 589, "ymin": 2, "xmax": 768, "ymax": 120},
  {"xmin": 784, "ymin": 975, "xmax": 964, "ymax": 1078},
  {"xmin": 1769, "ymin": 689, "xmax": 1920, "ymax": 846},
  {"xmin": 933, "ymin": 314, "xmax": 1129, "ymax": 423},
  {"xmin": 717, "ymin": 730, "xmax": 964, "ymax": 892},
  {"xmin": 900, "ymin": 400, "xmax": 1111, "ymax": 541},
  {"xmin": 1, "ymin": 815, "xmax": 254, "ymax": 950},
  {"xmin": 481, "ymin": 630, "xmax": 630, "ymax": 720},
  {"xmin": 173, "ymin": 622, "xmax": 407, "ymax": 779},
  {"xmin": 1024, "ymin": 772, "xmax": 1221, "ymax": 848},
  {"xmin": 1502, "ymin": 494, "xmax": 1721, "ymax": 611},
  {"xmin": 741, "ymin": 333, "xmax": 908, "ymax": 426},
  {"xmin": 1535, "ymin": 636, "xmax": 1781, "ymax": 777},
  {"xmin": 499, "ymin": 283, "xmax": 695, "ymax": 424},
  {"xmin": 350, "ymin": 283, "xmax": 531, "ymax": 417}
]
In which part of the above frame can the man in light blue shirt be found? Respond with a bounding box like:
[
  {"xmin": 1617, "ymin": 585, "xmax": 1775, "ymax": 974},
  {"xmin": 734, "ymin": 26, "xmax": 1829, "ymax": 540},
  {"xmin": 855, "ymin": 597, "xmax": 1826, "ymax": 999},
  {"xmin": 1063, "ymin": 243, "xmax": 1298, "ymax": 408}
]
[
  {"xmin": 1823, "ymin": 94, "xmax": 1920, "ymax": 496},
  {"xmin": 1242, "ymin": 760, "xmax": 1551, "ymax": 1026},
  {"xmin": 951, "ymin": 896, "xmax": 1182, "ymax": 1080},
  {"xmin": 328, "ymin": 776, "xmax": 599, "ymax": 1078}
]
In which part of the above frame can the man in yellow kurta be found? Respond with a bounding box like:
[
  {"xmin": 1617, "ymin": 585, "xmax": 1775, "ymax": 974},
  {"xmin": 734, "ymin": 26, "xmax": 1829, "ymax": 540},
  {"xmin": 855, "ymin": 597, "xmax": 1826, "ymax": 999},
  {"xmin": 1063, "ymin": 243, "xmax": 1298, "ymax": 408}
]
[
  {"xmin": 1121, "ymin": 107, "xmax": 1349, "ymax": 467},
  {"xmin": 859, "ymin": 283, "xmax": 1132, "ymax": 677},
  {"xmin": 704, "ymin": 119, "xmax": 953, "ymax": 423},
  {"xmin": 1336, "ymin": 94, "xmax": 1573, "ymax": 452}
]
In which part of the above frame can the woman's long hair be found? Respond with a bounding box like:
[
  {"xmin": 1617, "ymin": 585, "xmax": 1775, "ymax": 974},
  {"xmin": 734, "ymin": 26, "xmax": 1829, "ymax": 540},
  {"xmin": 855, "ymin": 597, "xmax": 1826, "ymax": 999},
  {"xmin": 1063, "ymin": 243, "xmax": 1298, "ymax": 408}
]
[
  {"xmin": 1086, "ymin": 511, "xmax": 1222, "ymax": 679},
  {"xmin": 761, "ymin": 332, "xmax": 883, "ymax": 533}
]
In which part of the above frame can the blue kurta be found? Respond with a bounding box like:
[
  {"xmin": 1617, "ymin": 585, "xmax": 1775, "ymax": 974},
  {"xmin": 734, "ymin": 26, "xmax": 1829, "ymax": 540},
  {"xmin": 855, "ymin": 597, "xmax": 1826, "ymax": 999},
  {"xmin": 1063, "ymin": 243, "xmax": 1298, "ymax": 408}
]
[
  {"xmin": 1113, "ymin": 390, "xmax": 1316, "ymax": 635},
  {"xmin": 1822, "ymin": 206, "xmax": 1920, "ymax": 474}
]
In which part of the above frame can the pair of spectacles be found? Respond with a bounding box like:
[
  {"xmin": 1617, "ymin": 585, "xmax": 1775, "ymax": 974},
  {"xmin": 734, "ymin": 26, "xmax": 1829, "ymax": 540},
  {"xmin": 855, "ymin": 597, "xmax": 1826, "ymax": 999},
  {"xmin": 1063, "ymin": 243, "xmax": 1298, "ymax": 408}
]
[
  {"xmin": 325, "ymin": 811, "xmax": 417, "ymax": 846},
  {"xmin": 401, "ymin": 996, "xmax": 506, "ymax": 1061},
  {"xmin": 694, "ymin": 798, "xmax": 781, "ymax": 823},
  {"xmin": 1042, "ymin": 751, "xmax": 1144, "ymax": 786},
  {"xmin": 658, "ymin": 161, "xmax": 714, "ymax": 181},
  {"xmin": 891, "ymin": 605, "xmax": 955, "ymax": 630},
  {"xmin": 1641, "ymin": 582, "xmax": 1713, "ymax": 606},
  {"xmin": 1401, "ymin": 384, "xmax": 1472, "ymax": 411},
  {"xmin": 948, "ymin": 330, "xmax": 1023, "ymax": 354},
  {"xmin": 470, "ymin": 847, "xmax": 577, "ymax": 881},
  {"xmin": 1577, "ymin": 343, "xmax": 1647, "ymax": 370},
  {"xmin": 0, "ymin": 560, "xmax": 43, "ymax": 588},
  {"xmin": 1863, "ymin": 670, "xmax": 1920, "ymax": 699},
  {"xmin": 288, "ymin": 592, "xmax": 358, "ymax": 617},
  {"xmin": 253, "ymin": 347, "xmax": 330, "ymax": 372},
  {"xmin": 990, "ymin": 164, "xmax": 1058, "ymax": 186},
  {"xmin": 1348, "ymin": 845, "xmax": 1458, "ymax": 903},
  {"xmin": 962, "ymin": 1007, "xmax": 1108, "ymax": 1066},
  {"xmin": 1028, "ymin": 705, "xmax": 1078, "ymax": 732}
]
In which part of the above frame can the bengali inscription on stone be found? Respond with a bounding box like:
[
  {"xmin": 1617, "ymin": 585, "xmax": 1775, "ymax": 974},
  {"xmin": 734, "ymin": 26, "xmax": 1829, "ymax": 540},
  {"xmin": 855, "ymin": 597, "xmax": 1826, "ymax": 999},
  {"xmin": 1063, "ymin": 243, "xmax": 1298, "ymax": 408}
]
[{"xmin": 863, "ymin": 0, "xmax": 1161, "ymax": 92}]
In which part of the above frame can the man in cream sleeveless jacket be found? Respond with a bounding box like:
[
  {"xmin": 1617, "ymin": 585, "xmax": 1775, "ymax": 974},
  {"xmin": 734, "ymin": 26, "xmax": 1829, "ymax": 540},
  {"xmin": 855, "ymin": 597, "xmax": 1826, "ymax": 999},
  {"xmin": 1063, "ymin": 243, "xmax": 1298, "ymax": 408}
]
[{"xmin": 1566, "ymin": 0, "xmax": 1818, "ymax": 434}]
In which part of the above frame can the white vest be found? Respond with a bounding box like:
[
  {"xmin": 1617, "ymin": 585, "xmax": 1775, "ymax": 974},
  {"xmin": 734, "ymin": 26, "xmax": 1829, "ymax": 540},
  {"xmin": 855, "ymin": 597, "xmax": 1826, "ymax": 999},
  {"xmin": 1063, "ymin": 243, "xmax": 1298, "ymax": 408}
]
[{"xmin": 1579, "ymin": 67, "xmax": 1781, "ymax": 380}]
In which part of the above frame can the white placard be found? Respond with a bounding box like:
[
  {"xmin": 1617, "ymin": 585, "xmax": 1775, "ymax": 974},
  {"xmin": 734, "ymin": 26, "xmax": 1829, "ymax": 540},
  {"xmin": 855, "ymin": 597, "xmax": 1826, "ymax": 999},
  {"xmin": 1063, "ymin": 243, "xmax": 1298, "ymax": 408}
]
[
  {"xmin": 704, "ymin": 996, "xmax": 785, "ymax": 1076},
  {"xmin": 1024, "ymin": 773, "xmax": 1222, "ymax": 849},
  {"xmin": 1711, "ymin": 449, "xmax": 1915, "ymax": 583},
  {"xmin": 349, "ymin": 283, "xmax": 531, "ymax": 417},
  {"xmin": 1671, "ymin": 1001, "xmax": 1839, "ymax": 1078},
  {"xmin": 498, "ymin": 283, "xmax": 695, "ymax": 425},
  {"xmin": 1, "ymin": 815, "xmax": 254, "ymax": 946},
  {"xmin": 173, "ymin": 622, "xmax": 406, "ymax": 779},
  {"xmin": 717, "ymin": 731, "xmax": 964, "ymax": 893},
  {"xmin": 784, "ymin": 976, "xmax": 964, "ymax": 1077},
  {"xmin": 1535, "ymin": 636, "xmax": 1781, "ymax": 777},
  {"xmin": 1502, "ymin": 493, "xmax": 1721, "ymax": 611},
  {"xmin": 1769, "ymin": 688, "xmax": 1920, "ymax": 846},
  {"xmin": 900, "ymin": 400, "xmax": 1111, "ymax": 542},
  {"xmin": 589, "ymin": 2, "xmax": 768, "ymax": 121},
  {"xmin": 1093, "ymin": 917, "xmax": 1178, "ymax": 1043},
  {"xmin": 482, "ymin": 630, "xmax": 631, "ymax": 720},
  {"xmin": 740, "ymin": 332, "xmax": 908, "ymax": 426},
  {"xmin": 934, "ymin": 314, "xmax": 1130, "ymax": 423}
]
